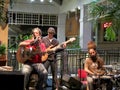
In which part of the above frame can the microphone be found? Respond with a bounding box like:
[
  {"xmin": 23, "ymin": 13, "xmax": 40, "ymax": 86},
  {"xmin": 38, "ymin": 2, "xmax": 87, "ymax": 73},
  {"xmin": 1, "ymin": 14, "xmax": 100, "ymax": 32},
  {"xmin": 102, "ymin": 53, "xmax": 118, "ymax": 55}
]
[
  {"xmin": 34, "ymin": 37, "xmax": 39, "ymax": 42},
  {"xmin": 30, "ymin": 37, "xmax": 40, "ymax": 45}
]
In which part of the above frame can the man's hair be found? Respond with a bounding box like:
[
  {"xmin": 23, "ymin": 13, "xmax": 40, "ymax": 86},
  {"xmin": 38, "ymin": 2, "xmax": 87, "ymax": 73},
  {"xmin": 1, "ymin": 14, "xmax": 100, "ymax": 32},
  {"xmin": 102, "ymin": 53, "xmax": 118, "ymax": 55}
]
[
  {"xmin": 32, "ymin": 27, "xmax": 42, "ymax": 35},
  {"xmin": 47, "ymin": 27, "xmax": 55, "ymax": 34}
]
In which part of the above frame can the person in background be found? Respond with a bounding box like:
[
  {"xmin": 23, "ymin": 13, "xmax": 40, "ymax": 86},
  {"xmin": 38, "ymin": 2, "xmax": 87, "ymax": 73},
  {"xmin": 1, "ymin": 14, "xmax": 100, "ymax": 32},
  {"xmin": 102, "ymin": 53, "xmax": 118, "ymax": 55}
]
[{"xmin": 18, "ymin": 27, "xmax": 48, "ymax": 90}]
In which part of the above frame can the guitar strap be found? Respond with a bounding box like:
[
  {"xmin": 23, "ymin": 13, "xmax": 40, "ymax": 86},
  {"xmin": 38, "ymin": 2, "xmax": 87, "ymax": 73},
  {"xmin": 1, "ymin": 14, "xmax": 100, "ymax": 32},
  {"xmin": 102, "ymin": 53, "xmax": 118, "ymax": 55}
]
[
  {"xmin": 50, "ymin": 38, "xmax": 58, "ymax": 49},
  {"xmin": 47, "ymin": 37, "xmax": 52, "ymax": 46},
  {"xmin": 43, "ymin": 36, "xmax": 58, "ymax": 48},
  {"xmin": 43, "ymin": 36, "xmax": 51, "ymax": 47}
]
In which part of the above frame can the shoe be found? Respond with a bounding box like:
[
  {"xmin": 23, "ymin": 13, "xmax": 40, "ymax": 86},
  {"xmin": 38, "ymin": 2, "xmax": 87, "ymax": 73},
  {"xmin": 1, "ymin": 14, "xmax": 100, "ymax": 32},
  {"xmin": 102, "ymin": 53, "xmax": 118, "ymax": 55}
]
[
  {"xmin": 29, "ymin": 87, "xmax": 36, "ymax": 90},
  {"xmin": 52, "ymin": 87, "xmax": 58, "ymax": 90},
  {"xmin": 24, "ymin": 88, "xmax": 28, "ymax": 90},
  {"xmin": 42, "ymin": 84, "xmax": 46, "ymax": 88},
  {"xmin": 55, "ymin": 88, "xmax": 58, "ymax": 90},
  {"xmin": 52, "ymin": 85, "xmax": 59, "ymax": 90},
  {"xmin": 42, "ymin": 83, "xmax": 50, "ymax": 88},
  {"xmin": 35, "ymin": 86, "xmax": 44, "ymax": 90}
]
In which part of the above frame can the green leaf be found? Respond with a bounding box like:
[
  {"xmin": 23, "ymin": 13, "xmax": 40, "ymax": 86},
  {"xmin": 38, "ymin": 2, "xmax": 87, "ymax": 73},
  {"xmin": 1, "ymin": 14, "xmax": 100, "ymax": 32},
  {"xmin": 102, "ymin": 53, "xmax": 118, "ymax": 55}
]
[{"xmin": 104, "ymin": 26, "xmax": 116, "ymax": 41}]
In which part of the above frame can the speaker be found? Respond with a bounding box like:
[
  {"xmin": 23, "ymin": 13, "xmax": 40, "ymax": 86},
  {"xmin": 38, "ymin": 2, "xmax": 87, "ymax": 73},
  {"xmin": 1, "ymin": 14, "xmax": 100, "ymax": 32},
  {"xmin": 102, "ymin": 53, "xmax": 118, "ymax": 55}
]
[
  {"xmin": 0, "ymin": 71, "xmax": 24, "ymax": 90},
  {"xmin": 62, "ymin": 74, "xmax": 87, "ymax": 90}
]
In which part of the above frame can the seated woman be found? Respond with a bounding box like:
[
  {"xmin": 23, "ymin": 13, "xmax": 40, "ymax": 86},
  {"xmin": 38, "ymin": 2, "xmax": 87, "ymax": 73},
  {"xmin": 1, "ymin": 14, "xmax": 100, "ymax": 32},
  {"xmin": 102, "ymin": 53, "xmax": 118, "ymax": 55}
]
[{"xmin": 84, "ymin": 48, "xmax": 112, "ymax": 90}]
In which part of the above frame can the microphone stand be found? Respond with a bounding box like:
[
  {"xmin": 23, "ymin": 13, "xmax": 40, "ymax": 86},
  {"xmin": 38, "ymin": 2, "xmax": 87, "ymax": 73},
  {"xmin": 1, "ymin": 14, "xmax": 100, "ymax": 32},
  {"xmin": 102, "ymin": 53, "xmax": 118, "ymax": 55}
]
[{"xmin": 78, "ymin": 58, "xmax": 84, "ymax": 82}]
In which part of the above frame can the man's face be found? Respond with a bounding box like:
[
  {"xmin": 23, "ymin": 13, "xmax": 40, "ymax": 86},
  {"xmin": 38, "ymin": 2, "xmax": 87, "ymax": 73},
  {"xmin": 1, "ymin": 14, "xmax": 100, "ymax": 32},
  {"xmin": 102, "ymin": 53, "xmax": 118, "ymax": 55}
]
[
  {"xmin": 33, "ymin": 29, "xmax": 40, "ymax": 37},
  {"xmin": 48, "ymin": 32, "xmax": 54, "ymax": 38}
]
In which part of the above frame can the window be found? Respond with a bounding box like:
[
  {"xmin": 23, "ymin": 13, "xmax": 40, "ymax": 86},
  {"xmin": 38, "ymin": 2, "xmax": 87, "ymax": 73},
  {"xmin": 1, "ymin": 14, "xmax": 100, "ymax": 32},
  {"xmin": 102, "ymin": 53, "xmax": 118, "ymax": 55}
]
[{"xmin": 8, "ymin": 11, "xmax": 58, "ymax": 26}]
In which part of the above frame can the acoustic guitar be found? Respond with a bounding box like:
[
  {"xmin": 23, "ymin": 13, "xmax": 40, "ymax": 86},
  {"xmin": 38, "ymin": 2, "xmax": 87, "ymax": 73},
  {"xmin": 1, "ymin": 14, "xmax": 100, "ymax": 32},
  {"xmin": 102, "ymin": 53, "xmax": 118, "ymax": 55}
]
[
  {"xmin": 16, "ymin": 45, "xmax": 47, "ymax": 63},
  {"xmin": 41, "ymin": 37, "xmax": 76, "ymax": 62},
  {"xmin": 16, "ymin": 37, "xmax": 76, "ymax": 63}
]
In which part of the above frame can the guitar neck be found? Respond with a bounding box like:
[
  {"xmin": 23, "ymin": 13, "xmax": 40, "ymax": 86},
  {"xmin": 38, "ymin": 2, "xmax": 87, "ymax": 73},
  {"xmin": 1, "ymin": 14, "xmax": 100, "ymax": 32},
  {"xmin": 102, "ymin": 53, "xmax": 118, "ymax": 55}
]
[
  {"xmin": 47, "ymin": 37, "xmax": 75, "ymax": 52},
  {"xmin": 63, "ymin": 40, "xmax": 71, "ymax": 44},
  {"xmin": 59, "ymin": 39, "xmax": 72, "ymax": 47}
]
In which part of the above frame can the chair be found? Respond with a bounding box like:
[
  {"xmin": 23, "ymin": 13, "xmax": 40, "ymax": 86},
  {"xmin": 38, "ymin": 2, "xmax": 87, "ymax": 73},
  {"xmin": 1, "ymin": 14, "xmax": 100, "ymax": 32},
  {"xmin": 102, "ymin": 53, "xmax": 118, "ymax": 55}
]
[{"xmin": 78, "ymin": 69, "xmax": 89, "ymax": 90}]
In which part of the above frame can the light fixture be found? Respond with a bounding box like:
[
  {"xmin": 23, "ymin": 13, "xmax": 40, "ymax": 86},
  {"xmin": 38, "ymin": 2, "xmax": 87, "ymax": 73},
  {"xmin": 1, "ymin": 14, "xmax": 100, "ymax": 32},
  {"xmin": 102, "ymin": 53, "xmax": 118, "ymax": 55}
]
[
  {"xmin": 49, "ymin": 0, "xmax": 53, "ymax": 3},
  {"xmin": 30, "ymin": 0, "xmax": 35, "ymax": 2},
  {"xmin": 40, "ymin": 0, "xmax": 44, "ymax": 2},
  {"xmin": 77, "ymin": 6, "xmax": 80, "ymax": 10}
]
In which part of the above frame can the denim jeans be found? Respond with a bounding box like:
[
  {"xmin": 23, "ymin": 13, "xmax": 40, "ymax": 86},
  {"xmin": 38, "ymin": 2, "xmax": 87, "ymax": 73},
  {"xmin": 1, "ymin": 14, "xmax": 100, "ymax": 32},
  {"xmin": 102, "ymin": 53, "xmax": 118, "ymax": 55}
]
[{"xmin": 21, "ymin": 63, "xmax": 48, "ymax": 89}]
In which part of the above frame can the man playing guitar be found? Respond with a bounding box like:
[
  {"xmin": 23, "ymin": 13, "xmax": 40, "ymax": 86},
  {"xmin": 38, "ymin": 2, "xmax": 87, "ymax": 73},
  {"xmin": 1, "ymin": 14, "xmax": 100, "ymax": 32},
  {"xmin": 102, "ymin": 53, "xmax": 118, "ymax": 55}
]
[
  {"xmin": 17, "ymin": 27, "xmax": 48, "ymax": 90},
  {"xmin": 17, "ymin": 27, "xmax": 75, "ymax": 90},
  {"xmin": 42, "ymin": 27, "xmax": 60, "ymax": 90}
]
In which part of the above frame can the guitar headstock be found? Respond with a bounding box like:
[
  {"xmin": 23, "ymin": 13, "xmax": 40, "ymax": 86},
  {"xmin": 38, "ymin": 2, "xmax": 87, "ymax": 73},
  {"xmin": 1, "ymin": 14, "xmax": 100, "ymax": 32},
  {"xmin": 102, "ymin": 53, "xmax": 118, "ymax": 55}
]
[{"xmin": 68, "ymin": 37, "xmax": 76, "ymax": 42}]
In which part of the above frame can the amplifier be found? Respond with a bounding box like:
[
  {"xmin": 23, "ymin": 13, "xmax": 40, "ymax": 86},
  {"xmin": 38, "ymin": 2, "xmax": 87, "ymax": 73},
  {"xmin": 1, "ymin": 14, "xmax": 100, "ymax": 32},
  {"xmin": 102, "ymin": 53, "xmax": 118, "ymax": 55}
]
[
  {"xmin": 62, "ymin": 74, "xmax": 83, "ymax": 89},
  {"xmin": 0, "ymin": 71, "xmax": 24, "ymax": 90}
]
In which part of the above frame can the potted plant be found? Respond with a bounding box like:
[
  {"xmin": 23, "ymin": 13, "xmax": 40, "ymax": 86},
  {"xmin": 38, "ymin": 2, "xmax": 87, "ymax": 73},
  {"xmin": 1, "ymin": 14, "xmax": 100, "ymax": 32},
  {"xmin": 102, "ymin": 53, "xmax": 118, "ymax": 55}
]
[
  {"xmin": 0, "ymin": 40, "xmax": 7, "ymax": 66},
  {"xmin": 0, "ymin": 44, "xmax": 6, "ymax": 56}
]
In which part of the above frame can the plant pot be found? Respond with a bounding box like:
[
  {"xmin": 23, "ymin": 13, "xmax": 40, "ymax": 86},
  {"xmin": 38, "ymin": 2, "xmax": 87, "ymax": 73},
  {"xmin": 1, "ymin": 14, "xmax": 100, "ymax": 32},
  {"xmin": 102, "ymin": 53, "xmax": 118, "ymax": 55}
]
[{"xmin": 0, "ymin": 55, "xmax": 7, "ymax": 66}]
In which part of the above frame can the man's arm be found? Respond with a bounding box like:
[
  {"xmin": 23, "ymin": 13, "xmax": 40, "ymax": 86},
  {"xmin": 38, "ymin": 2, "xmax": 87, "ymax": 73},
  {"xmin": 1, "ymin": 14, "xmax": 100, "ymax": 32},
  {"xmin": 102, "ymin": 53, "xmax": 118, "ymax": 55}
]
[{"xmin": 19, "ymin": 40, "xmax": 33, "ymax": 46}]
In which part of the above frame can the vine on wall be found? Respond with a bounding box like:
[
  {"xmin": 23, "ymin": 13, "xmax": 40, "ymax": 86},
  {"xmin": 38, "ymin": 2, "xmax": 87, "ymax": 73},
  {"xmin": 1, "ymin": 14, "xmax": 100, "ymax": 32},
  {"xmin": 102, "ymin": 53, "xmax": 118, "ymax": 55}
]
[{"xmin": 0, "ymin": 0, "xmax": 9, "ymax": 29}]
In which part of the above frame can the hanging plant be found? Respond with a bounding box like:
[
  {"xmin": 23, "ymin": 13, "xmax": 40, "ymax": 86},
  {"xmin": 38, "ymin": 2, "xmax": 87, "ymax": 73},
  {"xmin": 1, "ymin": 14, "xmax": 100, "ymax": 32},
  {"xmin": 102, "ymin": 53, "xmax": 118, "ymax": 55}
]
[
  {"xmin": 104, "ymin": 26, "xmax": 116, "ymax": 41},
  {"xmin": 88, "ymin": 0, "xmax": 120, "ymax": 35}
]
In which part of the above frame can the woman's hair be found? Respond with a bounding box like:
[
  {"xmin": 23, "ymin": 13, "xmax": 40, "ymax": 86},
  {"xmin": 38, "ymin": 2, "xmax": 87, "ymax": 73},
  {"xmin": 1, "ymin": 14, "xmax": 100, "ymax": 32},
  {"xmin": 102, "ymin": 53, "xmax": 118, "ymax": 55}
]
[{"xmin": 87, "ymin": 41, "xmax": 96, "ymax": 50}]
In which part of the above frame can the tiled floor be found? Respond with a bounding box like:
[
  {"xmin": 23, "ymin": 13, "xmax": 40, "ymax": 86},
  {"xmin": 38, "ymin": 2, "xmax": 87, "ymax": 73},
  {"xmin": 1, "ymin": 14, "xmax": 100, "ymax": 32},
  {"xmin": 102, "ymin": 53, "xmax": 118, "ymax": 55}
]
[
  {"xmin": 29, "ymin": 75, "xmax": 81, "ymax": 90},
  {"xmin": 29, "ymin": 78, "xmax": 71, "ymax": 90},
  {"xmin": 28, "ymin": 86, "xmax": 70, "ymax": 90}
]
